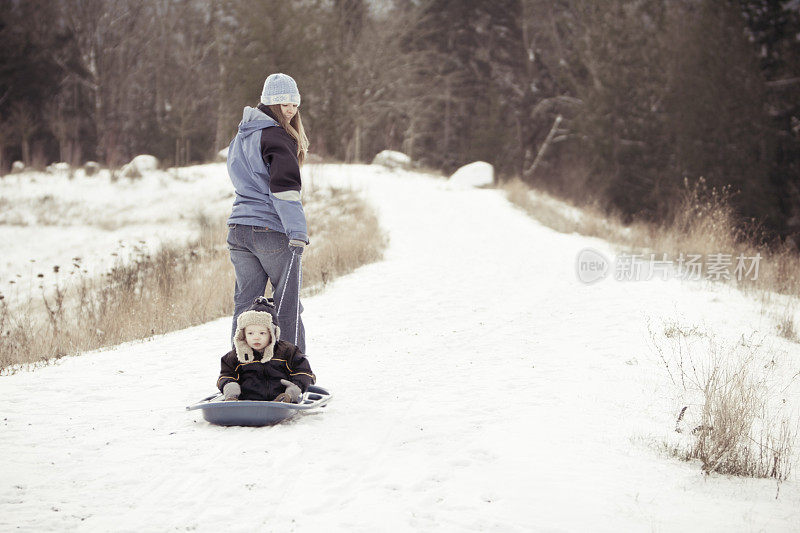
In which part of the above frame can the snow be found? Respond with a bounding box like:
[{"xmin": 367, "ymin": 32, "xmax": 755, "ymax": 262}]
[
  {"xmin": 45, "ymin": 162, "xmax": 71, "ymax": 175},
  {"xmin": 372, "ymin": 150, "xmax": 411, "ymax": 169},
  {"xmin": 0, "ymin": 164, "xmax": 233, "ymax": 303},
  {"xmin": 448, "ymin": 161, "xmax": 493, "ymax": 189},
  {"xmin": 128, "ymin": 154, "xmax": 159, "ymax": 171},
  {"xmin": 530, "ymin": 188, "xmax": 586, "ymax": 224},
  {"xmin": 2, "ymin": 163, "xmax": 800, "ymax": 531},
  {"xmin": 121, "ymin": 154, "xmax": 159, "ymax": 178}
]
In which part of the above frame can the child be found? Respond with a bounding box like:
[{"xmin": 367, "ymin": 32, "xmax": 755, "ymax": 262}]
[{"xmin": 217, "ymin": 297, "xmax": 315, "ymax": 402}]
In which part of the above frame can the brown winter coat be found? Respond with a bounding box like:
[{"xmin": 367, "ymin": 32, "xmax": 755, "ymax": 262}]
[{"xmin": 216, "ymin": 341, "xmax": 315, "ymax": 401}]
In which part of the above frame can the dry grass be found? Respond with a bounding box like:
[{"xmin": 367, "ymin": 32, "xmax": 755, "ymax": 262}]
[
  {"xmin": 505, "ymin": 178, "xmax": 636, "ymax": 244},
  {"xmin": 504, "ymin": 177, "xmax": 800, "ymax": 299},
  {"xmin": 0, "ymin": 187, "xmax": 386, "ymax": 373},
  {"xmin": 0, "ymin": 195, "xmax": 85, "ymax": 227},
  {"xmin": 773, "ymin": 304, "xmax": 799, "ymax": 343},
  {"xmin": 650, "ymin": 322, "xmax": 797, "ymax": 480},
  {"xmin": 509, "ymin": 177, "xmax": 800, "ymax": 479},
  {"xmin": 303, "ymin": 187, "xmax": 387, "ymax": 294},
  {"xmin": 0, "ymin": 192, "xmax": 175, "ymax": 230}
]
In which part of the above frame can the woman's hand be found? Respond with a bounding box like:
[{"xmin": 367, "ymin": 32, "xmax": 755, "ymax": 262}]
[{"xmin": 289, "ymin": 239, "xmax": 306, "ymax": 255}]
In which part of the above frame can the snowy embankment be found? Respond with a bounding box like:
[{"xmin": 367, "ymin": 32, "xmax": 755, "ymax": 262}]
[
  {"xmin": 0, "ymin": 165, "xmax": 233, "ymax": 300},
  {"xmin": 2, "ymin": 164, "xmax": 799, "ymax": 531}
]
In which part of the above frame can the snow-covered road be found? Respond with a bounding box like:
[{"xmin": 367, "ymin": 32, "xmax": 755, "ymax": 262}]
[{"xmin": 2, "ymin": 164, "xmax": 798, "ymax": 532}]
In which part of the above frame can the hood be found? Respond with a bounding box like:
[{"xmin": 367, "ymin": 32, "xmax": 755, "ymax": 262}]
[
  {"xmin": 236, "ymin": 106, "xmax": 279, "ymax": 138},
  {"xmin": 232, "ymin": 306, "xmax": 281, "ymax": 364}
]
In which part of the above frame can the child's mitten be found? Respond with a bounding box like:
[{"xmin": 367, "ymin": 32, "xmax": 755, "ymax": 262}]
[
  {"xmin": 273, "ymin": 379, "xmax": 301, "ymax": 403},
  {"xmin": 223, "ymin": 382, "xmax": 241, "ymax": 401}
]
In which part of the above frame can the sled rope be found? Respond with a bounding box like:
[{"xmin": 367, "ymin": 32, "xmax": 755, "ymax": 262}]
[
  {"xmin": 276, "ymin": 251, "xmax": 296, "ymax": 315},
  {"xmin": 294, "ymin": 253, "xmax": 302, "ymax": 345},
  {"xmin": 276, "ymin": 248, "xmax": 302, "ymax": 346}
]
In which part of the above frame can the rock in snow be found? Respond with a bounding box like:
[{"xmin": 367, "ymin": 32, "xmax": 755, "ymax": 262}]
[
  {"xmin": 448, "ymin": 161, "xmax": 494, "ymax": 189},
  {"xmin": 84, "ymin": 161, "xmax": 101, "ymax": 177},
  {"xmin": 121, "ymin": 154, "xmax": 159, "ymax": 178},
  {"xmin": 372, "ymin": 150, "xmax": 411, "ymax": 169},
  {"xmin": 46, "ymin": 162, "xmax": 71, "ymax": 175}
]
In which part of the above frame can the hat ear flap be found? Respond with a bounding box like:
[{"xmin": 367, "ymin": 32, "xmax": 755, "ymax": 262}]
[
  {"xmin": 234, "ymin": 326, "xmax": 254, "ymax": 363},
  {"xmin": 258, "ymin": 323, "xmax": 279, "ymax": 361}
]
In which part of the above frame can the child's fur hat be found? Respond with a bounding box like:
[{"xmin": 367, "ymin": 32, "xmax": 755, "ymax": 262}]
[{"xmin": 234, "ymin": 297, "xmax": 281, "ymax": 363}]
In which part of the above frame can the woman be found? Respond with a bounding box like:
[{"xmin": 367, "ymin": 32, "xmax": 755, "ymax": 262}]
[{"xmin": 225, "ymin": 73, "xmax": 310, "ymax": 353}]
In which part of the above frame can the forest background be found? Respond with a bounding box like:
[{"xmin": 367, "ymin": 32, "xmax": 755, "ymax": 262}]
[{"xmin": 1, "ymin": 0, "xmax": 799, "ymax": 243}]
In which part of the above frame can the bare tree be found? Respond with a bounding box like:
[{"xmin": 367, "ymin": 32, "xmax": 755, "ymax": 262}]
[
  {"xmin": 211, "ymin": 0, "xmax": 238, "ymax": 153},
  {"xmin": 60, "ymin": 0, "xmax": 151, "ymax": 166},
  {"xmin": 0, "ymin": 117, "xmax": 11, "ymax": 173},
  {"xmin": 10, "ymin": 103, "xmax": 36, "ymax": 166},
  {"xmin": 45, "ymin": 87, "xmax": 82, "ymax": 166}
]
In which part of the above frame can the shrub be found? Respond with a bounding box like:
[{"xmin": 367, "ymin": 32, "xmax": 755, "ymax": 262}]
[
  {"xmin": 504, "ymin": 178, "xmax": 800, "ymax": 298},
  {"xmin": 651, "ymin": 322, "xmax": 796, "ymax": 480},
  {"xmin": 0, "ymin": 187, "xmax": 386, "ymax": 373}
]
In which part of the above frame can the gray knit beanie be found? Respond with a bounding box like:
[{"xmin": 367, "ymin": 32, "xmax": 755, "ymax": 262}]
[{"xmin": 260, "ymin": 73, "xmax": 301, "ymax": 106}]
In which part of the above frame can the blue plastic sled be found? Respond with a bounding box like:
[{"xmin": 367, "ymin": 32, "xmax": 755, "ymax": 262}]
[{"xmin": 186, "ymin": 385, "xmax": 332, "ymax": 426}]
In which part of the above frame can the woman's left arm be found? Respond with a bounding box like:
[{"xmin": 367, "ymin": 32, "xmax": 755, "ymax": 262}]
[{"xmin": 262, "ymin": 128, "xmax": 308, "ymax": 243}]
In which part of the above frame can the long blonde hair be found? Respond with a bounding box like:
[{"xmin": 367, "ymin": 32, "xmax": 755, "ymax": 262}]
[{"xmin": 268, "ymin": 104, "xmax": 309, "ymax": 165}]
